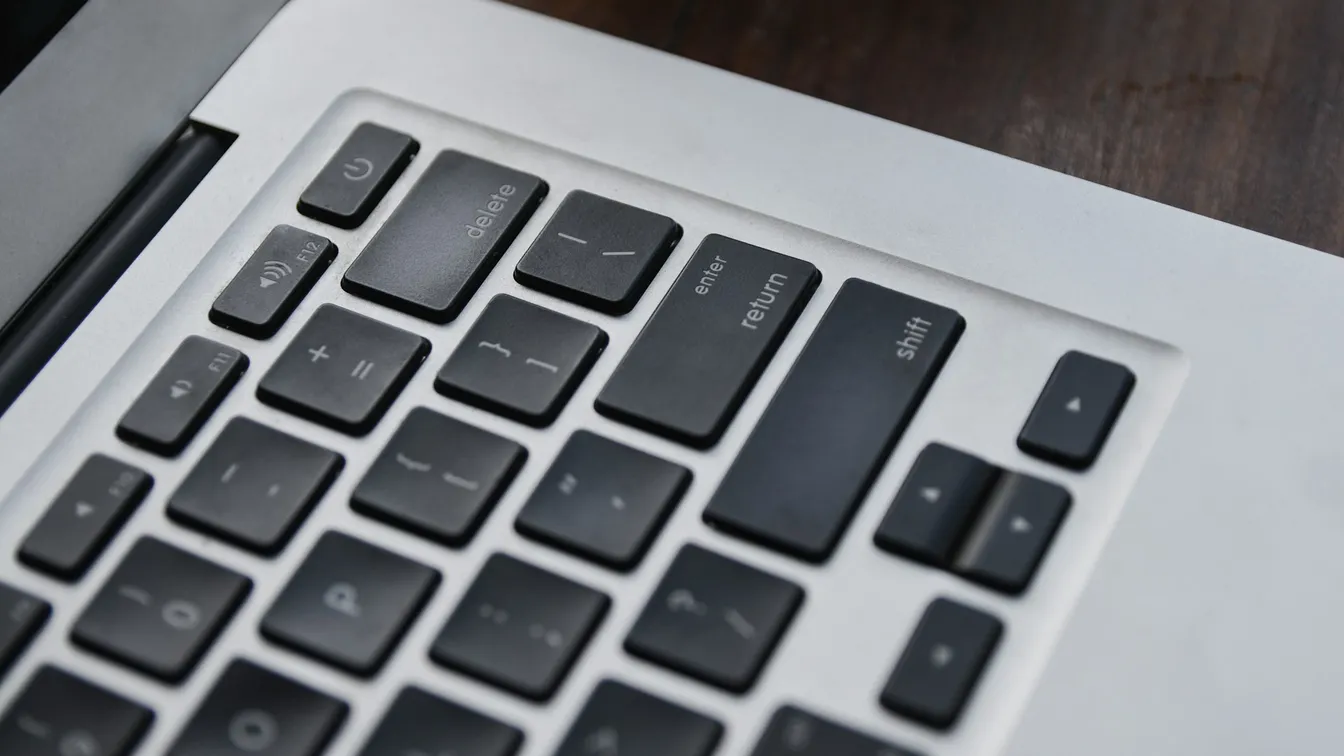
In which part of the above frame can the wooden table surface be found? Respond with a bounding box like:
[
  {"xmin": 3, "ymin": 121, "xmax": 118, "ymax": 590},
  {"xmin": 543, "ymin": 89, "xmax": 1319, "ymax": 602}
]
[{"xmin": 503, "ymin": 0, "xmax": 1344, "ymax": 257}]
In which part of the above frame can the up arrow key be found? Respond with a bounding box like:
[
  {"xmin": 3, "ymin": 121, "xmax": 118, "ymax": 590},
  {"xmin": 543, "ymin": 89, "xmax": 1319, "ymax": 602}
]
[
  {"xmin": 1064, "ymin": 397, "xmax": 1082, "ymax": 414},
  {"xmin": 920, "ymin": 487, "xmax": 942, "ymax": 503}
]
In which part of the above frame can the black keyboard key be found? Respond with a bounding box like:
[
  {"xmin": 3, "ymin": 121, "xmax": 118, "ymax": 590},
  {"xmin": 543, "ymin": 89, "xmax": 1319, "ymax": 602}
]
[
  {"xmin": 258, "ymin": 304, "xmax": 430, "ymax": 435},
  {"xmin": 0, "ymin": 666, "xmax": 152, "ymax": 756},
  {"xmin": 625, "ymin": 544, "xmax": 803, "ymax": 693},
  {"xmin": 210, "ymin": 225, "xmax": 337, "ymax": 339},
  {"xmin": 297, "ymin": 122, "xmax": 417, "ymax": 229},
  {"xmin": 956, "ymin": 473, "xmax": 1071, "ymax": 594},
  {"xmin": 515, "ymin": 191, "xmax": 681, "ymax": 314},
  {"xmin": 357, "ymin": 687, "xmax": 523, "ymax": 756},
  {"xmin": 874, "ymin": 444, "xmax": 998, "ymax": 567},
  {"xmin": 116, "ymin": 337, "xmax": 247, "ymax": 456},
  {"xmin": 1017, "ymin": 351, "xmax": 1135, "ymax": 470},
  {"xmin": 352, "ymin": 407, "xmax": 525, "ymax": 546},
  {"xmin": 168, "ymin": 418, "xmax": 343, "ymax": 555},
  {"xmin": 71, "ymin": 537, "xmax": 251, "ymax": 682},
  {"xmin": 704, "ymin": 279, "xmax": 963, "ymax": 562},
  {"xmin": 18, "ymin": 455, "xmax": 151, "ymax": 580},
  {"xmin": 596, "ymin": 235, "xmax": 819, "ymax": 448},
  {"xmin": 0, "ymin": 584, "xmax": 49, "ymax": 682},
  {"xmin": 516, "ymin": 431, "xmax": 690, "ymax": 571},
  {"xmin": 880, "ymin": 598, "xmax": 1002, "ymax": 730},
  {"xmin": 430, "ymin": 554, "xmax": 609, "ymax": 701},
  {"xmin": 751, "ymin": 706, "xmax": 922, "ymax": 756},
  {"xmin": 168, "ymin": 659, "xmax": 347, "ymax": 756},
  {"xmin": 435, "ymin": 295, "xmax": 606, "ymax": 427},
  {"xmin": 261, "ymin": 532, "xmax": 440, "ymax": 677},
  {"xmin": 343, "ymin": 150, "xmax": 546, "ymax": 322},
  {"xmin": 557, "ymin": 679, "xmax": 723, "ymax": 756}
]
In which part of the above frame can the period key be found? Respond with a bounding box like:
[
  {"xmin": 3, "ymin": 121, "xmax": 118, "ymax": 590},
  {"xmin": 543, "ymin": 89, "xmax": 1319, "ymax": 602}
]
[{"xmin": 596, "ymin": 235, "xmax": 819, "ymax": 448}]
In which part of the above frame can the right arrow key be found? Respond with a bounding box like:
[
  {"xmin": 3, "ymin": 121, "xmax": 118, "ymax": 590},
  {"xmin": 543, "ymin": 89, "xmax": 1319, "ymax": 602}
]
[
  {"xmin": 955, "ymin": 473, "xmax": 1071, "ymax": 595},
  {"xmin": 1018, "ymin": 350, "xmax": 1136, "ymax": 470}
]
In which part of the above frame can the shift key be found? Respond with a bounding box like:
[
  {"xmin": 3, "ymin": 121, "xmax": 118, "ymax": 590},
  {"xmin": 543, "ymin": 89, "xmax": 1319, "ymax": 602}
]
[
  {"xmin": 705, "ymin": 279, "xmax": 964, "ymax": 562},
  {"xmin": 343, "ymin": 150, "xmax": 547, "ymax": 323},
  {"xmin": 596, "ymin": 235, "xmax": 819, "ymax": 448}
]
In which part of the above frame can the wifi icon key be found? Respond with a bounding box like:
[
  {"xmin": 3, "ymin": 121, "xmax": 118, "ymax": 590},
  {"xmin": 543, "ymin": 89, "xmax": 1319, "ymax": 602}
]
[
  {"xmin": 211, "ymin": 225, "xmax": 337, "ymax": 338},
  {"xmin": 259, "ymin": 260, "xmax": 294, "ymax": 289}
]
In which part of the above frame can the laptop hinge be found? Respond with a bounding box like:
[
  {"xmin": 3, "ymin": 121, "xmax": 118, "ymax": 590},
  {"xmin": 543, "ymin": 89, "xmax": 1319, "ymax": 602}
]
[{"xmin": 0, "ymin": 124, "xmax": 235, "ymax": 415}]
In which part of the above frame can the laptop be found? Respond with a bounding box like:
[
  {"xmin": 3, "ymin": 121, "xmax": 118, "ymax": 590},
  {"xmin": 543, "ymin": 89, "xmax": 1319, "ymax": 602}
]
[{"xmin": 0, "ymin": 1, "xmax": 1339, "ymax": 754}]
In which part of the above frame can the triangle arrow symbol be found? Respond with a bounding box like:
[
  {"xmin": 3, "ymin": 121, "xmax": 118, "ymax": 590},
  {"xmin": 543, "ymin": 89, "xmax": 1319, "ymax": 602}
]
[
  {"xmin": 259, "ymin": 277, "xmax": 277, "ymax": 288},
  {"xmin": 74, "ymin": 501, "xmax": 95, "ymax": 518},
  {"xmin": 1010, "ymin": 516, "xmax": 1032, "ymax": 534},
  {"xmin": 1065, "ymin": 397, "xmax": 1082, "ymax": 413},
  {"xmin": 919, "ymin": 487, "xmax": 941, "ymax": 503}
]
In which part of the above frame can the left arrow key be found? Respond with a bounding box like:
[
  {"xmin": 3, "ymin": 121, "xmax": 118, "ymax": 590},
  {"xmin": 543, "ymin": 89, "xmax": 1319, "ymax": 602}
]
[
  {"xmin": 116, "ymin": 336, "xmax": 248, "ymax": 457},
  {"xmin": 18, "ymin": 454, "xmax": 152, "ymax": 580}
]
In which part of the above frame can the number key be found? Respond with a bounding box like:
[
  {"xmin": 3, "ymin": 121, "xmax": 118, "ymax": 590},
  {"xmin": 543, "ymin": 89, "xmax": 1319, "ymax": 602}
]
[
  {"xmin": 258, "ymin": 304, "xmax": 430, "ymax": 435},
  {"xmin": 0, "ymin": 666, "xmax": 152, "ymax": 756},
  {"xmin": 71, "ymin": 538, "xmax": 251, "ymax": 682},
  {"xmin": 0, "ymin": 583, "xmax": 49, "ymax": 683}
]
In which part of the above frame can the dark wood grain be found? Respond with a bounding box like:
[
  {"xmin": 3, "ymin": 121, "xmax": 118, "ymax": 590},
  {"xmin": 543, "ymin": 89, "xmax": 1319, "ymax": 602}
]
[{"xmin": 503, "ymin": 0, "xmax": 1344, "ymax": 256}]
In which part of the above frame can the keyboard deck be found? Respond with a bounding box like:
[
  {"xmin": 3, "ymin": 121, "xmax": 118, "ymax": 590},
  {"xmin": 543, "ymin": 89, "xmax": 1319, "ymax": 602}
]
[{"xmin": 0, "ymin": 92, "xmax": 1184, "ymax": 755}]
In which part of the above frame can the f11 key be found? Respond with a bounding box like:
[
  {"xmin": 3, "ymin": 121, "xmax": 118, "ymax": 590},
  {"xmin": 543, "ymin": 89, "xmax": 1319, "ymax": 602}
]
[{"xmin": 116, "ymin": 337, "xmax": 247, "ymax": 456}]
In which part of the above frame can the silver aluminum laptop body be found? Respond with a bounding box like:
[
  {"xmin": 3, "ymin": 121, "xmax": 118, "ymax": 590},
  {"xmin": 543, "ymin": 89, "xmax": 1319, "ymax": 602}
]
[{"xmin": 1, "ymin": 1, "xmax": 1341, "ymax": 754}]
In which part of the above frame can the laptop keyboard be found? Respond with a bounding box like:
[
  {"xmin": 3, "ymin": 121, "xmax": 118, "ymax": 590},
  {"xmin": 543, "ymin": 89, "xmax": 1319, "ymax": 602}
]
[{"xmin": 0, "ymin": 98, "xmax": 1179, "ymax": 755}]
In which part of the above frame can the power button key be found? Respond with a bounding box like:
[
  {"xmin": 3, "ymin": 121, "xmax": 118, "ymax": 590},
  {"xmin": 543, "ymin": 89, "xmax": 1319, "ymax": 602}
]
[{"xmin": 298, "ymin": 122, "xmax": 418, "ymax": 229}]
